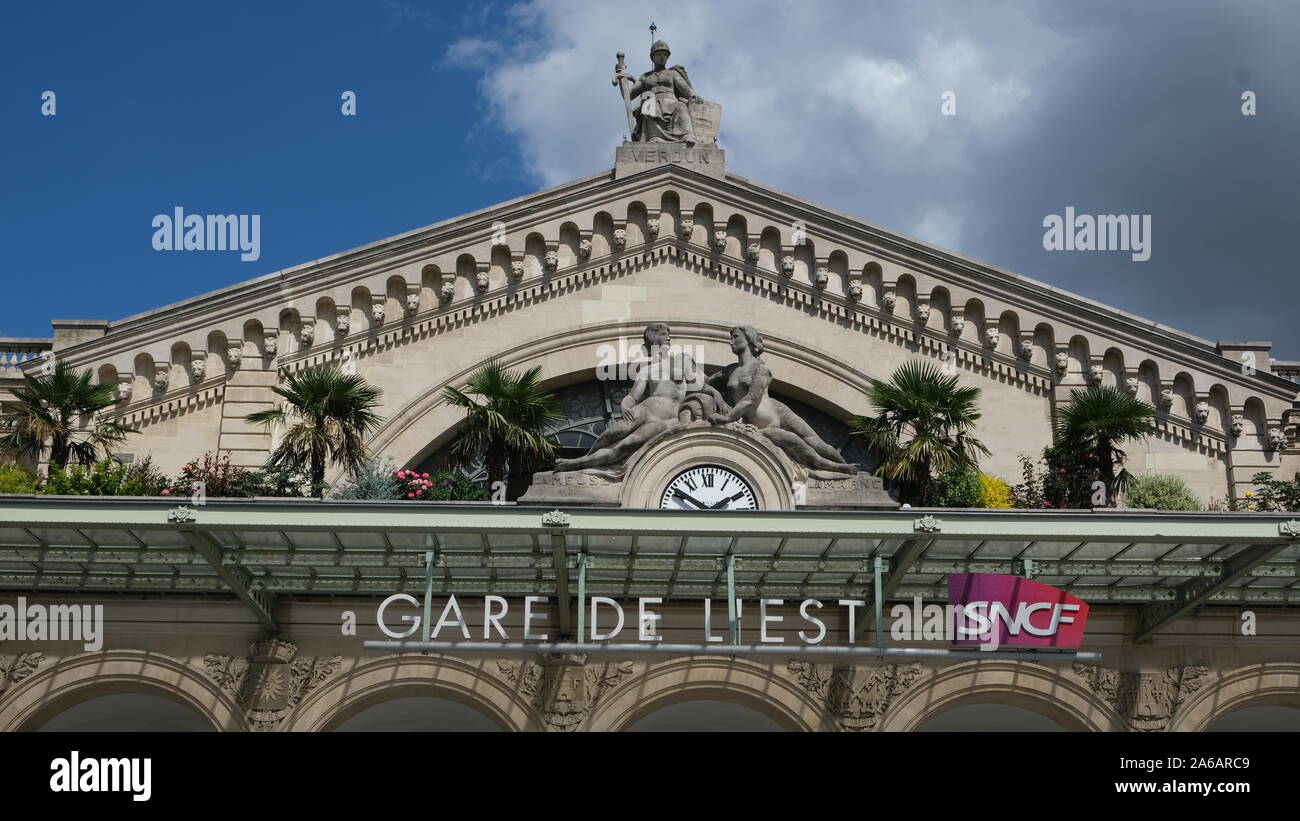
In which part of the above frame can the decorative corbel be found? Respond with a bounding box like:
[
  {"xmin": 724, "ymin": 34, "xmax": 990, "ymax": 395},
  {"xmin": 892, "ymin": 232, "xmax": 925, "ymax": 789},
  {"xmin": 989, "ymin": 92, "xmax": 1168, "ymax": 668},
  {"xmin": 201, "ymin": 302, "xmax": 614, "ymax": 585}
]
[
  {"xmin": 190, "ymin": 350, "xmax": 208, "ymax": 381},
  {"xmin": 335, "ymin": 306, "xmax": 351, "ymax": 336},
  {"xmin": 299, "ymin": 316, "xmax": 316, "ymax": 346},
  {"xmin": 153, "ymin": 362, "xmax": 171, "ymax": 391},
  {"xmin": 577, "ymin": 231, "xmax": 593, "ymax": 260},
  {"xmin": 227, "ymin": 340, "xmax": 244, "ymax": 370},
  {"xmin": 405, "ymin": 283, "xmax": 421, "ymax": 314}
]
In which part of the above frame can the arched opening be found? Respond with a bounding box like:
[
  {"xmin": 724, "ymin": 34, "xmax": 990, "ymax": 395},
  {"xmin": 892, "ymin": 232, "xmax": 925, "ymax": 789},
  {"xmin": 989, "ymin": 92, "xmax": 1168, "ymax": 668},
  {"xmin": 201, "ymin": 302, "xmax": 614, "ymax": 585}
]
[
  {"xmin": 624, "ymin": 699, "xmax": 788, "ymax": 732},
  {"xmin": 914, "ymin": 702, "xmax": 1066, "ymax": 732},
  {"xmin": 332, "ymin": 697, "xmax": 504, "ymax": 732},
  {"xmin": 34, "ymin": 692, "xmax": 216, "ymax": 732},
  {"xmin": 1205, "ymin": 705, "xmax": 1300, "ymax": 732}
]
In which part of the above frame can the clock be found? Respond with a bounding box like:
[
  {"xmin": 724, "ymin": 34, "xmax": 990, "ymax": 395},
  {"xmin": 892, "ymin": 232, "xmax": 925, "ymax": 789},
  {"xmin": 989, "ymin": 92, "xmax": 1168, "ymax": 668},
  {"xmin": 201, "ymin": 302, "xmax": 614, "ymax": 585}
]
[{"xmin": 660, "ymin": 465, "xmax": 757, "ymax": 510}]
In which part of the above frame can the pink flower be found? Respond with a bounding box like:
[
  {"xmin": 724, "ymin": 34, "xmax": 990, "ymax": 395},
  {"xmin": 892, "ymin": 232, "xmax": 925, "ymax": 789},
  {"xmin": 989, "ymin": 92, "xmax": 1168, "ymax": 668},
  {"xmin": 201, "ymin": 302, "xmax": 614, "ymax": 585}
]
[
  {"xmin": 182, "ymin": 465, "xmax": 191, "ymax": 472},
  {"xmin": 161, "ymin": 489, "xmax": 171, "ymax": 495},
  {"xmin": 407, "ymin": 492, "xmax": 414, "ymax": 498},
  {"xmin": 1058, "ymin": 468, "xmax": 1066, "ymax": 473},
  {"xmin": 392, "ymin": 469, "xmax": 400, "ymax": 475},
  {"xmin": 422, "ymin": 473, "xmax": 429, "ymax": 479}
]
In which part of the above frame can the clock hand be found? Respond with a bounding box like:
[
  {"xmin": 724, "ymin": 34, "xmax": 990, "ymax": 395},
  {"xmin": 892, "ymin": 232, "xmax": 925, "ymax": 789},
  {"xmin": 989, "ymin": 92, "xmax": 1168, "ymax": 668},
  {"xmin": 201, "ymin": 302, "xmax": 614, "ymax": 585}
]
[
  {"xmin": 672, "ymin": 488, "xmax": 708, "ymax": 509},
  {"xmin": 708, "ymin": 492, "xmax": 746, "ymax": 509}
]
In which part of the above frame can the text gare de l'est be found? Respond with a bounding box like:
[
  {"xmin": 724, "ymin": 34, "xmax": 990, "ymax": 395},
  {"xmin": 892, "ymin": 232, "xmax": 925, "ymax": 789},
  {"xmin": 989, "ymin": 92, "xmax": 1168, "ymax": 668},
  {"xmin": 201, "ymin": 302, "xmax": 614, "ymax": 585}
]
[{"xmin": 374, "ymin": 594, "xmax": 1083, "ymax": 646}]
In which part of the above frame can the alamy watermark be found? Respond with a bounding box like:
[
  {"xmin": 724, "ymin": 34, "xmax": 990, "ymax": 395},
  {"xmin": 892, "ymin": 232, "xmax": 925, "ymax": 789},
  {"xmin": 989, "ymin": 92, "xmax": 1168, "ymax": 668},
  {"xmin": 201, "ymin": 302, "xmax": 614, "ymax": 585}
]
[
  {"xmin": 1, "ymin": 597, "xmax": 103, "ymax": 651},
  {"xmin": 1042, "ymin": 206, "xmax": 1151, "ymax": 262},
  {"xmin": 151, "ymin": 207, "xmax": 261, "ymax": 261}
]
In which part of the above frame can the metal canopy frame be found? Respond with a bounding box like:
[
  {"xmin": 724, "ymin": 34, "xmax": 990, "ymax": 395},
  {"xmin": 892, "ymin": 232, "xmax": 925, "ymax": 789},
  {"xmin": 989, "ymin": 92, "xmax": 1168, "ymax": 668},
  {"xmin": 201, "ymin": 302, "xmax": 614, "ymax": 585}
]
[{"xmin": 1, "ymin": 497, "xmax": 1298, "ymax": 642}]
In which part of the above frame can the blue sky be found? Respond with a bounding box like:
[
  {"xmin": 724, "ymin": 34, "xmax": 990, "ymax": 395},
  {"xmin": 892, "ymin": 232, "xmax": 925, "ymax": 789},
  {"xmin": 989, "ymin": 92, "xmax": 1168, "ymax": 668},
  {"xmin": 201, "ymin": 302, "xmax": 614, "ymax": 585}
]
[
  {"xmin": 4, "ymin": 0, "xmax": 1300, "ymax": 357},
  {"xmin": 1, "ymin": 1, "xmax": 527, "ymax": 335}
]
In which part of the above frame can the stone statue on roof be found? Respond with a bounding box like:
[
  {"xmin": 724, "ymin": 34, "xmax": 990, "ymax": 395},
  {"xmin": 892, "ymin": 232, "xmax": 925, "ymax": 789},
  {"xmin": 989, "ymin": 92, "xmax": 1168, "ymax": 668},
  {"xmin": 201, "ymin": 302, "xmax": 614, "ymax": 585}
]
[{"xmin": 613, "ymin": 40, "xmax": 720, "ymax": 146}]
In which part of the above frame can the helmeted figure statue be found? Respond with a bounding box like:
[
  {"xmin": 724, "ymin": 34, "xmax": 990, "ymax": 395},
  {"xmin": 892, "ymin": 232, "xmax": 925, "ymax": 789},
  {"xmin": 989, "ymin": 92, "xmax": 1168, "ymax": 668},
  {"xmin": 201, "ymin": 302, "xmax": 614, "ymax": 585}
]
[{"xmin": 616, "ymin": 40, "xmax": 701, "ymax": 144}]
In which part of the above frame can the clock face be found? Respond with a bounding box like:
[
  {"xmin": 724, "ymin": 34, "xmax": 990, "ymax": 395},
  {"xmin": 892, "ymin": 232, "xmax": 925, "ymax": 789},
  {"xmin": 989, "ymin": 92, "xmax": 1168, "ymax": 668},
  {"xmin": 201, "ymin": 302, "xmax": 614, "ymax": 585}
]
[{"xmin": 660, "ymin": 465, "xmax": 757, "ymax": 511}]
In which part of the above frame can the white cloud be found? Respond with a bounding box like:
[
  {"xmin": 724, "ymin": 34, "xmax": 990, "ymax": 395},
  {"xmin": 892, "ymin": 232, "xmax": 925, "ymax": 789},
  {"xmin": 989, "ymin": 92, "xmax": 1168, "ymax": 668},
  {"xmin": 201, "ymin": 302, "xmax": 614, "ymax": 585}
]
[{"xmin": 448, "ymin": 0, "xmax": 1067, "ymax": 255}]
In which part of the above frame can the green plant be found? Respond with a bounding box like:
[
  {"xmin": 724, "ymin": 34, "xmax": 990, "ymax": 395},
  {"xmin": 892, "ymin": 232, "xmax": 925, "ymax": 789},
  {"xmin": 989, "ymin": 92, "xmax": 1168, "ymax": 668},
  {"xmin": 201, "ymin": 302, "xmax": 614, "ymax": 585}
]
[
  {"xmin": 246, "ymin": 364, "xmax": 384, "ymax": 494},
  {"xmin": 163, "ymin": 452, "xmax": 252, "ymax": 498},
  {"xmin": 1010, "ymin": 447, "xmax": 1100, "ymax": 509},
  {"xmin": 1239, "ymin": 471, "xmax": 1300, "ymax": 512},
  {"xmin": 44, "ymin": 457, "xmax": 168, "ymax": 497},
  {"xmin": 979, "ymin": 474, "xmax": 1012, "ymax": 508},
  {"xmin": 1052, "ymin": 385, "xmax": 1155, "ymax": 507},
  {"xmin": 1122, "ymin": 473, "xmax": 1202, "ymax": 510},
  {"xmin": 930, "ymin": 469, "xmax": 982, "ymax": 507},
  {"xmin": 422, "ymin": 470, "xmax": 489, "ymax": 502},
  {"xmin": 334, "ymin": 458, "xmax": 403, "ymax": 500},
  {"xmin": 0, "ymin": 463, "xmax": 40, "ymax": 494},
  {"xmin": 439, "ymin": 360, "xmax": 561, "ymax": 493},
  {"xmin": 0, "ymin": 359, "xmax": 137, "ymax": 469},
  {"xmin": 849, "ymin": 360, "xmax": 990, "ymax": 505}
]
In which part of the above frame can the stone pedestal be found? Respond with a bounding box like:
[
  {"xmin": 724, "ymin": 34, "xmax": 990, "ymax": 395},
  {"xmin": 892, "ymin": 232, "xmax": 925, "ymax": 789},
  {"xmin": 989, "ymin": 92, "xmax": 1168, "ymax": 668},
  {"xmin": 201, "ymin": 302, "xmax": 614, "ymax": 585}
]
[
  {"xmin": 615, "ymin": 142, "xmax": 725, "ymax": 179},
  {"xmin": 520, "ymin": 421, "xmax": 897, "ymax": 510}
]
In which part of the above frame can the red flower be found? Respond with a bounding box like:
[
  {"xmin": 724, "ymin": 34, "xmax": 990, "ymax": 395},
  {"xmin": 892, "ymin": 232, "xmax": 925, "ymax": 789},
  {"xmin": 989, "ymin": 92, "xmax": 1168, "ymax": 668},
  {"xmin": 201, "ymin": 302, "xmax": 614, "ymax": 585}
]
[
  {"xmin": 161, "ymin": 488, "xmax": 171, "ymax": 495},
  {"xmin": 407, "ymin": 492, "xmax": 415, "ymax": 498},
  {"xmin": 422, "ymin": 473, "xmax": 429, "ymax": 479}
]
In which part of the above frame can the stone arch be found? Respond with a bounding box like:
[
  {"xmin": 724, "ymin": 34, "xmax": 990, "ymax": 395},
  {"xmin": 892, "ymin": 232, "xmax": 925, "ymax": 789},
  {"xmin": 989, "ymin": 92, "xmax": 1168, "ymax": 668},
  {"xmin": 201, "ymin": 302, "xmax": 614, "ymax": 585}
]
[
  {"xmin": 996, "ymin": 309, "xmax": 1020, "ymax": 357},
  {"xmin": 1243, "ymin": 396, "xmax": 1268, "ymax": 448},
  {"xmin": 626, "ymin": 202, "xmax": 649, "ymax": 247},
  {"xmin": 132, "ymin": 352, "xmax": 155, "ymax": 398},
  {"xmin": 0, "ymin": 650, "xmax": 245, "ymax": 732},
  {"xmin": 723, "ymin": 213, "xmax": 747, "ymax": 258},
  {"xmin": 557, "ymin": 222, "xmax": 581, "ymax": 268},
  {"xmin": 363, "ymin": 320, "xmax": 886, "ymax": 481},
  {"xmin": 1172, "ymin": 371, "xmax": 1196, "ymax": 420},
  {"xmin": 895, "ymin": 273, "xmax": 917, "ymax": 319},
  {"xmin": 962, "ymin": 298, "xmax": 986, "ymax": 347},
  {"xmin": 419, "ymin": 264, "xmax": 441, "ymax": 309},
  {"xmin": 758, "ymin": 226, "xmax": 781, "ymax": 274},
  {"xmin": 689, "ymin": 202, "xmax": 714, "ymax": 246},
  {"xmin": 1067, "ymin": 335, "xmax": 1090, "ymax": 384},
  {"xmin": 169, "ymin": 341, "xmax": 192, "ymax": 390},
  {"xmin": 589, "ymin": 214, "xmax": 613, "ymax": 259},
  {"xmin": 350, "ymin": 286, "xmax": 373, "ymax": 333},
  {"xmin": 877, "ymin": 660, "xmax": 1125, "ymax": 732},
  {"xmin": 1031, "ymin": 322, "xmax": 1054, "ymax": 369},
  {"xmin": 929, "ymin": 286, "xmax": 952, "ymax": 333},
  {"xmin": 385, "ymin": 275, "xmax": 408, "ymax": 322},
  {"xmin": 242, "ymin": 319, "xmax": 264, "ymax": 362},
  {"xmin": 584, "ymin": 657, "xmax": 836, "ymax": 732},
  {"xmin": 314, "ymin": 296, "xmax": 336, "ymax": 345},
  {"xmin": 278, "ymin": 307, "xmax": 301, "ymax": 357},
  {"xmin": 1207, "ymin": 383, "xmax": 1231, "ymax": 434},
  {"xmin": 1102, "ymin": 346, "xmax": 1124, "ymax": 388},
  {"xmin": 454, "ymin": 254, "xmax": 477, "ymax": 301},
  {"xmin": 1169, "ymin": 663, "xmax": 1300, "ymax": 732},
  {"xmin": 1137, "ymin": 358, "xmax": 1160, "ymax": 405},
  {"xmin": 282, "ymin": 654, "xmax": 542, "ymax": 732},
  {"xmin": 862, "ymin": 261, "xmax": 883, "ymax": 308},
  {"xmin": 205, "ymin": 330, "xmax": 228, "ymax": 378},
  {"xmin": 658, "ymin": 190, "xmax": 681, "ymax": 238},
  {"xmin": 792, "ymin": 239, "xmax": 815, "ymax": 285},
  {"xmin": 522, "ymin": 232, "xmax": 546, "ymax": 279}
]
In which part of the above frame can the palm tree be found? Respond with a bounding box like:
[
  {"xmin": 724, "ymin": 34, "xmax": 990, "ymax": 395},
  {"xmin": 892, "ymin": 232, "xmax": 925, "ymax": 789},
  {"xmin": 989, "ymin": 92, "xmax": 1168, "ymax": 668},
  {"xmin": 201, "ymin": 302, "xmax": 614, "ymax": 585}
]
[
  {"xmin": 1052, "ymin": 385, "xmax": 1155, "ymax": 507},
  {"xmin": 440, "ymin": 360, "xmax": 561, "ymax": 492},
  {"xmin": 848, "ymin": 359, "xmax": 990, "ymax": 505},
  {"xmin": 0, "ymin": 359, "xmax": 136, "ymax": 470},
  {"xmin": 245, "ymin": 364, "xmax": 384, "ymax": 493}
]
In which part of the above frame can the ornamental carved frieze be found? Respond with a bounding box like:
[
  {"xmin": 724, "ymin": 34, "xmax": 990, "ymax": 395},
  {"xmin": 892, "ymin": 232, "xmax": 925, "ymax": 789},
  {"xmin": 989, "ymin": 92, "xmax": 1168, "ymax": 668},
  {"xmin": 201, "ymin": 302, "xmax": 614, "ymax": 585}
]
[
  {"xmin": 202, "ymin": 639, "xmax": 343, "ymax": 732},
  {"xmin": 496, "ymin": 653, "xmax": 635, "ymax": 732},
  {"xmin": 0, "ymin": 652, "xmax": 46, "ymax": 696},
  {"xmin": 787, "ymin": 662, "xmax": 924, "ymax": 731},
  {"xmin": 1072, "ymin": 663, "xmax": 1211, "ymax": 732}
]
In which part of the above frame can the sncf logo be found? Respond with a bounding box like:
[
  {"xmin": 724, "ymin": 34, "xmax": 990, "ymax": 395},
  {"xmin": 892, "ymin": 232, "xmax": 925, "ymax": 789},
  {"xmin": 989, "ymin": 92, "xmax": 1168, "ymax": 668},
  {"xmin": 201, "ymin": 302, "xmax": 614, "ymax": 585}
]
[{"xmin": 948, "ymin": 573, "xmax": 1089, "ymax": 649}]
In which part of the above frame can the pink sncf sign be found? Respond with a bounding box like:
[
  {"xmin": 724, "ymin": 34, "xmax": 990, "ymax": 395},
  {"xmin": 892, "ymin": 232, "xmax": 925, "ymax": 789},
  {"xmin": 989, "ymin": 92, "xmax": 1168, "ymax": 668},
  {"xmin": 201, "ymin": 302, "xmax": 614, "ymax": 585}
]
[{"xmin": 947, "ymin": 573, "xmax": 1090, "ymax": 648}]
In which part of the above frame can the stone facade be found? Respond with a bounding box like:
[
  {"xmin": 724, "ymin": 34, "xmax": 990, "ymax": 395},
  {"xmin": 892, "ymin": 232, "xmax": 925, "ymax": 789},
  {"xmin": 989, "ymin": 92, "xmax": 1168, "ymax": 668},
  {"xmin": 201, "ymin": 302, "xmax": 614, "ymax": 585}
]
[
  {"xmin": 2, "ymin": 597, "xmax": 1297, "ymax": 731},
  {"xmin": 2, "ymin": 161, "xmax": 1297, "ymax": 503}
]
